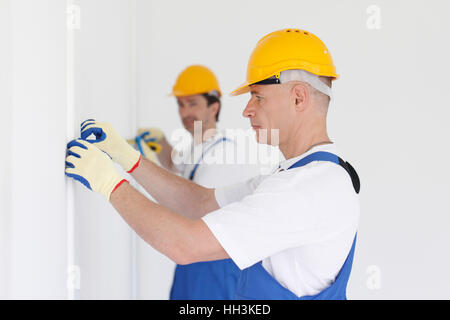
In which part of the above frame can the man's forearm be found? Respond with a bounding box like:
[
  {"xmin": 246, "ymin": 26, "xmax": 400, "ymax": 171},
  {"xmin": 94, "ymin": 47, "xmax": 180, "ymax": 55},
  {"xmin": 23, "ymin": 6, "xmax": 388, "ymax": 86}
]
[
  {"xmin": 110, "ymin": 182, "xmax": 228, "ymax": 264},
  {"xmin": 131, "ymin": 156, "xmax": 219, "ymax": 219},
  {"xmin": 156, "ymin": 137, "xmax": 176, "ymax": 171}
]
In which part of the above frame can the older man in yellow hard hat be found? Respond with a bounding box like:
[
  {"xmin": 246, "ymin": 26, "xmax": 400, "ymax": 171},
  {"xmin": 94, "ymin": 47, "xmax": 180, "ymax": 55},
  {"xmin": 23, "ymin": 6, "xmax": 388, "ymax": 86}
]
[{"xmin": 66, "ymin": 29, "xmax": 360, "ymax": 300}]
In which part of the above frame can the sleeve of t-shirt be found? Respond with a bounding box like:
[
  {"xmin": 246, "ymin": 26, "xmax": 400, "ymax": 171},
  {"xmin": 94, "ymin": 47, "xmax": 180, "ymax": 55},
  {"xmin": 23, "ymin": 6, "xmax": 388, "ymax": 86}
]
[
  {"xmin": 214, "ymin": 174, "xmax": 268, "ymax": 207},
  {"xmin": 171, "ymin": 146, "xmax": 187, "ymax": 175},
  {"xmin": 172, "ymin": 162, "xmax": 185, "ymax": 175},
  {"xmin": 202, "ymin": 165, "xmax": 359, "ymax": 270},
  {"xmin": 199, "ymin": 139, "xmax": 270, "ymax": 206}
]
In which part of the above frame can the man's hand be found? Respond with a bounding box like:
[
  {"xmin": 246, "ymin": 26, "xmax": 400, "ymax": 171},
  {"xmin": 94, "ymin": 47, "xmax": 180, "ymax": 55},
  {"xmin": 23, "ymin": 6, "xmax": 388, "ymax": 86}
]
[
  {"xmin": 80, "ymin": 119, "xmax": 141, "ymax": 172},
  {"xmin": 65, "ymin": 139, "xmax": 127, "ymax": 200},
  {"xmin": 137, "ymin": 127, "xmax": 165, "ymax": 144},
  {"xmin": 135, "ymin": 134, "xmax": 159, "ymax": 163}
]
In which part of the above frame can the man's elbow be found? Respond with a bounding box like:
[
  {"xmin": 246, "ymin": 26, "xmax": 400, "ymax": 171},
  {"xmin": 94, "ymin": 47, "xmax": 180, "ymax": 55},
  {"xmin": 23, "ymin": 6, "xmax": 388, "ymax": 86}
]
[
  {"xmin": 169, "ymin": 220, "xmax": 226, "ymax": 265},
  {"xmin": 174, "ymin": 256, "xmax": 195, "ymax": 266},
  {"xmin": 170, "ymin": 246, "xmax": 200, "ymax": 265}
]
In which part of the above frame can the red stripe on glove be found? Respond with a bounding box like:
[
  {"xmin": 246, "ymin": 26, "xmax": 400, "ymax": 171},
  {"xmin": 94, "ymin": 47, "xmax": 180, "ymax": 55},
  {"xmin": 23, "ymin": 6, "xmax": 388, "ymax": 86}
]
[{"xmin": 127, "ymin": 155, "xmax": 141, "ymax": 173}]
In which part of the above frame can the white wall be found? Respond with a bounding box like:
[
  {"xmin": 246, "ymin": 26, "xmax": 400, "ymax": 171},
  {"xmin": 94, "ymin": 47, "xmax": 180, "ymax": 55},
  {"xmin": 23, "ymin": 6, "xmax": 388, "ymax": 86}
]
[
  {"xmin": 5, "ymin": 0, "xmax": 68, "ymax": 299},
  {"xmin": 0, "ymin": 0, "xmax": 141, "ymax": 299},
  {"xmin": 0, "ymin": 0, "xmax": 12, "ymax": 300},
  {"xmin": 134, "ymin": 0, "xmax": 450, "ymax": 299},
  {"xmin": 71, "ymin": 0, "xmax": 140, "ymax": 299}
]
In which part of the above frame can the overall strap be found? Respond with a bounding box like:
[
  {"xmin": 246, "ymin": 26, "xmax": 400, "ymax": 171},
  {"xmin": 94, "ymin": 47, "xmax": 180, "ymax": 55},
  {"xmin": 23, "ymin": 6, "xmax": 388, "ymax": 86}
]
[
  {"xmin": 288, "ymin": 151, "xmax": 360, "ymax": 194},
  {"xmin": 235, "ymin": 151, "xmax": 360, "ymax": 300},
  {"xmin": 189, "ymin": 137, "xmax": 233, "ymax": 181}
]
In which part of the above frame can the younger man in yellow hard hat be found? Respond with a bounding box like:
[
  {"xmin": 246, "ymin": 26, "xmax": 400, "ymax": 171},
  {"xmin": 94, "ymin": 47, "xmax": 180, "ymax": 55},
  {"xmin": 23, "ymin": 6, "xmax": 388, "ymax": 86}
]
[{"xmin": 134, "ymin": 65, "xmax": 261, "ymax": 299}]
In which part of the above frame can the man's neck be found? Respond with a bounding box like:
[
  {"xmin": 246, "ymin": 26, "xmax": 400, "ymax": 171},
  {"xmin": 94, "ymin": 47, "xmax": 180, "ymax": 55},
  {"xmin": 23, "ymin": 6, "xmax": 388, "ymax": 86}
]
[
  {"xmin": 202, "ymin": 126, "xmax": 217, "ymax": 142},
  {"xmin": 279, "ymin": 123, "xmax": 332, "ymax": 160},
  {"xmin": 193, "ymin": 125, "xmax": 217, "ymax": 145}
]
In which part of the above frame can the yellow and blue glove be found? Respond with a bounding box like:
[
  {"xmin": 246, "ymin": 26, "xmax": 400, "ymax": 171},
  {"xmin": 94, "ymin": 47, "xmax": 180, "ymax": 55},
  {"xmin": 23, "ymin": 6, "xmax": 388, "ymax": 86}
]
[
  {"xmin": 127, "ymin": 128, "xmax": 164, "ymax": 155},
  {"xmin": 80, "ymin": 119, "xmax": 141, "ymax": 173},
  {"xmin": 65, "ymin": 139, "xmax": 127, "ymax": 200},
  {"xmin": 137, "ymin": 127, "xmax": 164, "ymax": 145},
  {"xmin": 127, "ymin": 129, "xmax": 163, "ymax": 158},
  {"xmin": 133, "ymin": 132, "xmax": 159, "ymax": 163}
]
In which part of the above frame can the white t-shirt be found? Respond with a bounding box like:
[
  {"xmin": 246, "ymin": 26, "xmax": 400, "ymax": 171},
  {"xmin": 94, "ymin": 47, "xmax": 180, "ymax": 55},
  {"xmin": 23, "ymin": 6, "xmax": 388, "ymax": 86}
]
[
  {"xmin": 202, "ymin": 143, "xmax": 360, "ymax": 297},
  {"xmin": 173, "ymin": 131, "xmax": 264, "ymax": 188}
]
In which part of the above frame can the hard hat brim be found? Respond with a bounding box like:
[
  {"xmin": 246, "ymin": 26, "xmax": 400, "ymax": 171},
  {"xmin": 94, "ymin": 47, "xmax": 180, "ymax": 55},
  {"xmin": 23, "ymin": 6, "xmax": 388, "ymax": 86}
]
[
  {"xmin": 229, "ymin": 82, "xmax": 253, "ymax": 96},
  {"xmin": 169, "ymin": 89, "xmax": 222, "ymax": 98},
  {"xmin": 230, "ymin": 63, "xmax": 339, "ymax": 97}
]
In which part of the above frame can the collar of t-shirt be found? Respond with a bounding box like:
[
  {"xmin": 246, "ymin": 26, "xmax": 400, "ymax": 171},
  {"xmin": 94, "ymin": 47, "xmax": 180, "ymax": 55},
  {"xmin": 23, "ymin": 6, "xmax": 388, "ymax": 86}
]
[
  {"xmin": 204, "ymin": 130, "xmax": 224, "ymax": 144},
  {"xmin": 190, "ymin": 130, "xmax": 227, "ymax": 152},
  {"xmin": 276, "ymin": 143, "xmax": 337, "ymax": 173},
  {"xmin": 182, "ymin": 131, "xmax": 228, "ymax": 165}
]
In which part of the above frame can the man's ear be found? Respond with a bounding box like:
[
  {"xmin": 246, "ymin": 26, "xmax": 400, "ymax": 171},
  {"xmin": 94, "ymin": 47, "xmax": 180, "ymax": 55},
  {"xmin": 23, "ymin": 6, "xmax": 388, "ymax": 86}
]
[
  {"xmin": 292, "ymin": 83, "xmax": 309, "ymax": 112},
  {"xmin": 209, "ymin": 101, "xmax": 220, "ymax": 119}
]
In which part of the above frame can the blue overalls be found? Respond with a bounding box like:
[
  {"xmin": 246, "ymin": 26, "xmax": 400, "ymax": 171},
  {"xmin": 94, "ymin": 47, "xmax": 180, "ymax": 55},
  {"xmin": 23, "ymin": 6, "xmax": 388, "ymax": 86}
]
[
  {"xmin": 170, "ymin": 137, "xmax": 242, "ymax": 300},
  {"xmin": 235, "ymin": 151, "xmax": 360, "ymax": 300}
]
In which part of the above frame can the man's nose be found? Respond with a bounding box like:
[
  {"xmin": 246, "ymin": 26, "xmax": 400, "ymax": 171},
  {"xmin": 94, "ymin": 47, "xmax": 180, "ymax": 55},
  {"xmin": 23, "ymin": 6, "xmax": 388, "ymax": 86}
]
[
  {"xmin": 242, "ymin": 101, "xmax": 255, "ymax": 118},
  {"xmin": 179, "ymin": 105, "xmax": 191, "ymax": 117}
]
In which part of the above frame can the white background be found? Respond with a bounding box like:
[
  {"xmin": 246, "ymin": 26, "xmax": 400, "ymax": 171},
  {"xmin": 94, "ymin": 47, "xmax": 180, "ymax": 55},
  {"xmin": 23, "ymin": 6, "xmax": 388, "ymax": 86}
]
[{"xmin": 1, "ymin": 0, "xmax": 450, "ymax": 299}]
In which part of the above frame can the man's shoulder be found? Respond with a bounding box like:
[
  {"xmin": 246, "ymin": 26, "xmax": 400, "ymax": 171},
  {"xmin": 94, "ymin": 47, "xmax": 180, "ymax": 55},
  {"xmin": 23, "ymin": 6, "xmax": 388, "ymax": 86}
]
[{"xmin": 256, "ymin": 160, "xmax": 354, "ymax": 195}]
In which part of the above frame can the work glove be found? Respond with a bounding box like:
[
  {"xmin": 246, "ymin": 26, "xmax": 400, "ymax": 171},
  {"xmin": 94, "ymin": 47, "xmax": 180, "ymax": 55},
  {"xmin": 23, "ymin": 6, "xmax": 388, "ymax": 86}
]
[
  {"xmin": 80, "ymin": 119, "xmax": 141, "ymax": 173},
  {"xmin": 133, "ymin": 132, "xmax": 159, "ymax": 163},
  {"xmin": 65, "ymin": 139, "xmax": 127, "ymax": 200},
  {"xmin": 127, "ymin": 129, "xmax": 164, "ymax": 158},
  {"xmin": 137, "ymin": 127, "xmax": 164, "ymax": 144}
]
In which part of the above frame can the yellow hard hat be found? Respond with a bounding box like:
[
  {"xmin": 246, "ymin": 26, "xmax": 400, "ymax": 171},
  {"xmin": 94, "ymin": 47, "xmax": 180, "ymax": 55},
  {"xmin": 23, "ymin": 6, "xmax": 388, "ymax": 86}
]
[
  {"xmin": 231, "ymin": 28, "xmax": 338, "ymax": 96},
  {"xmin": 171, "ymin": 65, "xmax": 221, "ymax": 97}
]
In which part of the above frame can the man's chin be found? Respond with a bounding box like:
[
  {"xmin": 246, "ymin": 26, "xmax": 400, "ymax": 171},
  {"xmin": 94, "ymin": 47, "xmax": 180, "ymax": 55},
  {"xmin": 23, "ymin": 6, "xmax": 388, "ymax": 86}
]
[
  {"xmin": 183, "ymin": 125, "xmax": 194, "ymax": 134},
  {"xmin": 255, "ymin": 132, "xmax": 270, "ymax": 145},
  {"xmin": 255, "ymin": 129, "xmax": 279, "ymax": 146}
]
